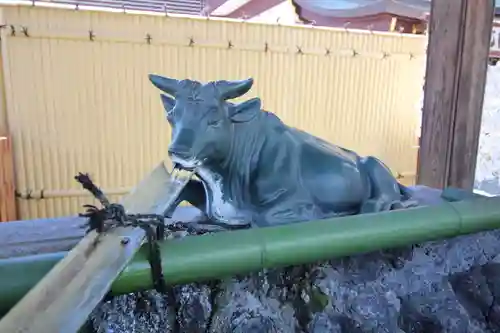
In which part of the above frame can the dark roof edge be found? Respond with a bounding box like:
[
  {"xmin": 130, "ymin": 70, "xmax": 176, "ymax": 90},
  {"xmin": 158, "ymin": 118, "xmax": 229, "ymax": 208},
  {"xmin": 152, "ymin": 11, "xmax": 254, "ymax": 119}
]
[{"xmin": 293, "ymin": 0, "xmax": 429, "ymax": 19}]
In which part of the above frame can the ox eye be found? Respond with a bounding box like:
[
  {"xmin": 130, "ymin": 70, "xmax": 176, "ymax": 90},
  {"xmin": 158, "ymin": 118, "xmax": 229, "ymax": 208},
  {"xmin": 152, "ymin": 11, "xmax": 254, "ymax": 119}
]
[
  {"xmin": 207, "ymin": 118, "xmax": 221, "ymax": 126},
  {"xmin": 206, "ymin": 107, "xmax": 220, "ymax": 126}
]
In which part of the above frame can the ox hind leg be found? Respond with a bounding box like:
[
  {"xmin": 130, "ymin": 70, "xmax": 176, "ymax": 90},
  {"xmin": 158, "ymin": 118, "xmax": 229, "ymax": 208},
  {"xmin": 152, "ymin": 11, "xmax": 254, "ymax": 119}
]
[{"xmin": 358, "ymin": 156, "xmax": 415, "ymax": 214}]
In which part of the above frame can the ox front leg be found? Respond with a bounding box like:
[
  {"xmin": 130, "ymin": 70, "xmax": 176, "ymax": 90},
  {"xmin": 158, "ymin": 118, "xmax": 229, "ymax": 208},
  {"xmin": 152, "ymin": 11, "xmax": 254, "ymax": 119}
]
[
  {"xmin": 164, "ymin": 179, "xmax": 208, "ymax": 219},
  {"xmin": 358, "ymin": 156, "xmax": 416, "ymax": 214}
]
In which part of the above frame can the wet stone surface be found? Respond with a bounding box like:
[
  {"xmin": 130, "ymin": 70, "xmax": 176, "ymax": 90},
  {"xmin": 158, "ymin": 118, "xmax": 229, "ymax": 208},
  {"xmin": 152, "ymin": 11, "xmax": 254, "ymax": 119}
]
[{"xmin": 89, "ymin": 229, "xmax": 500, "ymax": 333}]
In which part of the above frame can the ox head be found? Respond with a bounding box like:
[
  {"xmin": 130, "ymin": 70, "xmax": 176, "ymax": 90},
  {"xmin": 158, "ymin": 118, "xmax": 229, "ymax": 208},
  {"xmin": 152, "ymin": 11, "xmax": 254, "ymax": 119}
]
[{"xmin": 149, "ymin": 74, "xmax": 261, "ymax": 170}]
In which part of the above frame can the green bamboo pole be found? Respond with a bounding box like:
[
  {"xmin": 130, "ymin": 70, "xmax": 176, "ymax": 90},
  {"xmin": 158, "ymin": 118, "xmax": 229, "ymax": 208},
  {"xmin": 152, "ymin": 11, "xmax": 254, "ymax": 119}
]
[{"xmin": 1, "ymin": 197, "xmax": 500, "ymax": 315}]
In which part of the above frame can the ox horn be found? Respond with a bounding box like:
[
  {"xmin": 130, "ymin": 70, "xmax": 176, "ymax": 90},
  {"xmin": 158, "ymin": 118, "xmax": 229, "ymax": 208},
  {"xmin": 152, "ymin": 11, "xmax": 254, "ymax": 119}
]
[
  {"xmin": 217, "ymin": 78, "xmax": 254, "ymax": 100},
  {"xmin": 149, "ymin": 74, "xmax": 179, "ymax": 96}
]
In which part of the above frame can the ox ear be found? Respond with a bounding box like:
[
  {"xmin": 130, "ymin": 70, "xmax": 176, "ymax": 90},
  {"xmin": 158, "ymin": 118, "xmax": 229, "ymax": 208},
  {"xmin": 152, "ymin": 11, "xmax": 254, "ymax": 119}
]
[
  {"xmin": 160, "ymin": 94, "xmax": 175, "ymax": 113},
  {"xmin": 229, "ymin": 98, "xmax": 261, "ymax": 123},
  {"xmin": 149, "ymin": 74, "xmax": 179, "ymax": 96},
  {"xmin": 217, "ymin": 78, "xmax": 254, "ymax": 100}
]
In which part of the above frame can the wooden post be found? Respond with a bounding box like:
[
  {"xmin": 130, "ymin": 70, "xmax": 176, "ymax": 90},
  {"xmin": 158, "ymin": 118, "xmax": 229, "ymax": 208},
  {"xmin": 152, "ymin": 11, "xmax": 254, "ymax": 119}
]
[
  {"xmin": 0, "ymin": 162, "xmax": 191, "ymax": 333},
  {"xmin": 0, "ymin": 136, "xmax": 16, "ymax": 222},
  {"xmin": 417, "ymin": 0, "xmax": 495, "ymax": 189}
]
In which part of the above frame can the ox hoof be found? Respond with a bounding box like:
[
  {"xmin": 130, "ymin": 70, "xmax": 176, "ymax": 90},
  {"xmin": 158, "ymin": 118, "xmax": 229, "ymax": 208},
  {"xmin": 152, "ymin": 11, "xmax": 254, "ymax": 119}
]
[
  {"xmin": 390, "ymin": 200, "xmax": 419, "ymax": 210},
  {"xmin": 359, "ymin": 199, "xmax": 389, "ymax": 214},
  {"xmin": 361, "ymin": 198, "xmax": 420, "ymax": 214}
]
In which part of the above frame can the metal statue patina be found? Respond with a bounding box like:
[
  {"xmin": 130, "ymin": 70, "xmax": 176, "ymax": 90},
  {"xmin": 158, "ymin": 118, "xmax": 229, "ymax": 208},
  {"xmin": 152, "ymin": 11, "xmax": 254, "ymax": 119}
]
[{"xmin": 149, "ymin": 74, "xmax": 418, "ymax": 227}]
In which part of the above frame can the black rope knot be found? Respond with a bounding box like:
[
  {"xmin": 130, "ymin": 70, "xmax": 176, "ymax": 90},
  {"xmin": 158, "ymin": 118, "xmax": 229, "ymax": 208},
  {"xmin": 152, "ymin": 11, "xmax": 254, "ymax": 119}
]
[
  {"xmin": 76, "ymin": 172, "xmax": 167, "ymax": 293},
  {"xmin": 74, "ymin": 171, "xmax": 246, "ymax": 293}
]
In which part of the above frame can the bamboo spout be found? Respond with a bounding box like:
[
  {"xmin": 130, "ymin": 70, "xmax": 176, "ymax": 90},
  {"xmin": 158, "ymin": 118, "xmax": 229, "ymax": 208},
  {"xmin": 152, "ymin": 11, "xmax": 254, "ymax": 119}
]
[{"xmin": 1, "ymin": 196, "xmax": 500, "ymax": 316}]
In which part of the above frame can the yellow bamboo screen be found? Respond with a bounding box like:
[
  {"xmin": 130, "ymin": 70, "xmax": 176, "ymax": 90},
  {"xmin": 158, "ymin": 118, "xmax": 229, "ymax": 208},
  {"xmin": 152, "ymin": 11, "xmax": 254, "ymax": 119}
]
[{"xmin": 0, "ymin": 5, "xmax": 426, "ymax": 220}]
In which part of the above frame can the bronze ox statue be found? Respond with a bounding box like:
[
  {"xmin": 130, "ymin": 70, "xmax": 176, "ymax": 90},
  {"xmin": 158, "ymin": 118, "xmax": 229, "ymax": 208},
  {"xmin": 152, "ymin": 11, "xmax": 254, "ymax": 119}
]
[{"xmin": 149, "ymin": 74, "xmax": 420, "ymax": 228}]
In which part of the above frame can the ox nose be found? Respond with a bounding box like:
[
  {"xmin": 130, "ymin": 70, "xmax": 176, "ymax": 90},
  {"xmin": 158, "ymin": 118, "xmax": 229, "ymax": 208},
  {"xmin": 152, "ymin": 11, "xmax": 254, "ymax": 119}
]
[{"xmin": 168, "ymin": 128, "xmax": 195, "ymax": 159}]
